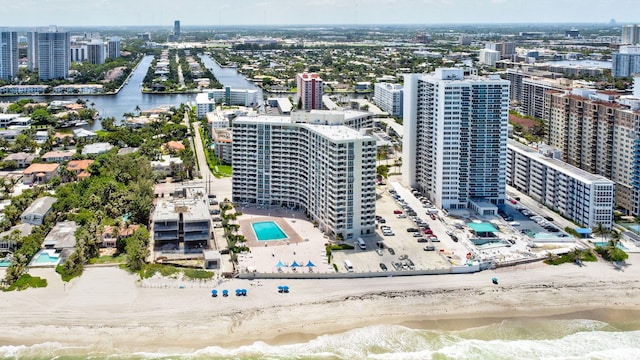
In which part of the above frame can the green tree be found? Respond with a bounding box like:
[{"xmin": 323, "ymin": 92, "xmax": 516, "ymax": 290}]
[{"xmin": 126, "ymin": 226, "xmax": 150, "ymax": 271}]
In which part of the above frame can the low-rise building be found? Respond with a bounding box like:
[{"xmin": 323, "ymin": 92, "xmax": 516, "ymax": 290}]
[
  {"xmin": 0, "ymin": 85, "xmax": 48, "ymax": 95},
  {"xmin": 82, "ymin": 142, "xmax": 113, "ymax": 156},
  {"xmin": 3, "ymin": 152, "xmax": 36, "ymax": 168},
  {"xmin": 23, "ymin": 163, "xmax": 60, "ymax": 184},
  {"xmin": 20, "ymin": 196, "xmax": 57, "ymax": 225},
  {"xmin": 41, "ymin": 150, "xmax": 75, "ymax": 163},
  {"xmin": 100, "ymin": 224, "xmax": 140, "ymax": 248},
  {"xmin": 66, "ymin": 159, "xmax": 94, "ymax": 180},
  {"xmin": 507, "ymin": 140, "xmax": 615, "ymax": 229},
  {"xmin": 52, "ymin": 84, "xmax": 104, "ymax": 94},
  {"xmin": 211, "ymin": 128, "xmax": 232, "ymax": 164},
  {"xmin": 43, "ymin": 220, "xmax": 77, "ymax": 252},
  {"xmin": 150, "ymin": 155, "xmax": 183, "ymax": 177}
]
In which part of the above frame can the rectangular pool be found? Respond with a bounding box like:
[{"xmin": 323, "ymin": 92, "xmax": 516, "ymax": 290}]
[
  {"xmin": 252, "ymin": 221, "xmax": 288, "ymax": 241},
  {"xmin": 32, "ymin": 250, "xmax": 61, "ymax": 266}
]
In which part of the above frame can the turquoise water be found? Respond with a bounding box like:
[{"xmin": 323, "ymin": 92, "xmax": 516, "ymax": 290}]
[
  {"xmin": 2, "ymin": 319, "xmax": 639, "ymax": 359},
  {"xmin": 592, "ymin": 242, "xmax": 629, "ymax": 251},
  {"xmin": 34, "ymin": 252, "xmax": 60, "ymax": 264},
  {"xmin": 0, "ymin": 259, "xmax": 11, "ymax": 267},
  {"xmin": 252, "ymin": 221, "xmax": 288, "ymax": 241},
  {"xmin": 630, "ymin": 225, "xmax": 640, "ymax": 232}
]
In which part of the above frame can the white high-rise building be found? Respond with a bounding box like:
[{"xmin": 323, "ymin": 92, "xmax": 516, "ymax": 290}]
[
  {"xmin": 232, "ymin": 115, "xmax": 377, "ymax": 239},
  {"xmin": 402, "ymin": 68, "xmax": 510, "ymax": 215},
  {"xmin": 373, "ymin": 83, "xmax": 404, "ymax": 117},
  {"xmin": 0, "ymin": 31, "xmax": 18, "ymax": 81},
  {"xmin": 622, "ymin": 24, "xmax": 640, "ymax": 45},
  {"xmin": 107, "ymin": 37, "xmax": 121, "ymax": 59},
  {"xmin": 296, "ymin": 72, "xmax": 323, "ymax": 110},
  {"xmin": 612, "ymin": 45, "xmax": 640, "ymax": 77},
  {"xmin": 37, "ymin": 26, "xmax": 70, "ymax": 81},
  {"xmin": 479, "ymin": 49, "xmax": 500, "ymax": 66}
]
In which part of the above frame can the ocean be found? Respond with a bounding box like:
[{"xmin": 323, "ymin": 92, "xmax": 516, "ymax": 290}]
[{"xmin": 2, "ymin": 318, "xmax": 639, "ymax": 360}]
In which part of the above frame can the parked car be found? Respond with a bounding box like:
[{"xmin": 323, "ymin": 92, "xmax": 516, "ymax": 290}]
[
  {"xmin": 451, "ymin": 235, "xmax": 459, "ymax": 242},
  {"xmin": 379, "ymin": 218, "xmax": 386, "ymax": 224},
  {"xmin": 407, "ymin": 228, "xmax": 419, "ymax": 232},
  {"xmin": 423, "ymin": 245, "xmax": 436, "ymax": 251},
  {"xmin": 392, "ymin": 262, "xmax": 402, "ymax": 270},
  {"xmin": 544, "ymin": 216, "xmax": 554, "ymax": 221},
  {"xmin": 388, "ymin": 247, "xmax": 395, "ymax": 255},
  {"xmin": 397, "ymin": 214, "xmax": 407, "ymax": 219},
  {"xmin": 207, "ymin": 194, "xmax": 216, "ymax": 198},
  {"xmin": 393, "ymin": 210, "xmax": 403, "ymax": 215},
  {"xmin": 430, "ymin": 214, "xmax": 436, "ymax": 220},
  {"xmin": 429, "ymin": 236, "xmax": 440, "ymax": 242},
  {"xmin": 417, "ymin": 237, "xmax": 429, "ymax": 242},
  {"xmin": 379, "ymin": 263, "xmax": 388, "ymax": 271}
]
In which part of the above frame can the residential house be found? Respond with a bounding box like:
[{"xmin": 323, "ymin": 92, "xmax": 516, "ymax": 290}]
[
  {"xmin": 53, "ymin": 132, "xmax": 75, "ymax": 147},
  {"xmin": 66, "ymin": 159, "xmax": 94, "ymax": 180},
  {"xmin": 43, "ymin": 220, "xmax": 77, "ymax": 252},
  {"xmin": 41, "ymin": 150, "xmax": 75, "ymax": 163},
  {"xmin": 3, "ymin": 152, "xmax": 36, "ymax": 168},
  {"xmin": 20, "ymin": 196, "xmax": 57, "ymax": 225},
  {"xmin": 0, "ymin": 223, "xmax": 34, "ymax": 252},
  {"xmin": 82, "ymin": 142, "xmax": 113, "ymax": 156},
  {"xmin": 150, "ymin": 155, "xmax": 183, "ymax": 177},
  {"xmin": 163, "ymin": 141, "xmax": 185, "ymax": 153},
  {"xmin": 35, "ymin": 131, "xmax": 49, "ymax": 144},
  {"xmin": 72, "ymin": 128, "xmax": 97, "ymax": 140},
  {"xmin": 100, "ymin": 224, "xmax": 140, "ymax": 248},
  {"xmin": 23, "ymin": 163, "xmax": 60, "ymax": 184}
]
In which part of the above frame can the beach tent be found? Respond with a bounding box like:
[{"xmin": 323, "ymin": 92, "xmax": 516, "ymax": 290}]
[
  {"xmin": 305, "ymin": 260, "xmax": 316, "ymax": 267},
  {"xmin": 291, "ymin": 260, "xmax": 300, "ymax": 267},
  {"xmin": 276, "ymin": 260, "xmax": 285, "ymax": 267}
]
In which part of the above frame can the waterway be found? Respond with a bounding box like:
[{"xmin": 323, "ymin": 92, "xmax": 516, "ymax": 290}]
[{"xmin": 1, "ymin": 54, "xmax": 264, "ymax": 129}]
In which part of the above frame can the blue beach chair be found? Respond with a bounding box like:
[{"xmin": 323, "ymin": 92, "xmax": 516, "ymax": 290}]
[{"xmin": 211, "ymin": 289, "xmax": 218, "ymax": 297}]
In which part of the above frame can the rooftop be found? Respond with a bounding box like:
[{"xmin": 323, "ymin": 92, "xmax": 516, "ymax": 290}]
[
  {"xmin": 43, "ymin": 221, "xmax": 78, "ymax": 249},
  {"xmin": 24, "ymin": 163, "xmax": 59, "ymax": 175},
  {"xmin": 22, "ymin": 196, "xmax": 57, "ymax": 217}
]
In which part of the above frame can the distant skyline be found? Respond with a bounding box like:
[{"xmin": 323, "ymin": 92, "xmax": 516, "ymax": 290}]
[{"xmin": 1, "ymin": 0, "xmax": 638, "ymax": 27}]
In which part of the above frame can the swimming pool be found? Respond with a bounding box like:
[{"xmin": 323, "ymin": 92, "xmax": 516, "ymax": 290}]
[
  {"xmin": 252, "ymin": 221, "xmax": 288, "ymax": 241},
  {"xmin": 592, "ymin": 242, "xmax": 629, "ymax": 251},
  {"xmin": 33, "ymin": 250, "xmax": 60, "ymax": 265},
  {"xmin": 0, "ymin": 259, "xmax": 11, "ymax": 267}
]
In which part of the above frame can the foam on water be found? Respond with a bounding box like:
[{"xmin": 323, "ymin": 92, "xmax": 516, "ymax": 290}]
[{"xmin": 1, "ymin": 320, "xmax": 639, "ymax": 359}]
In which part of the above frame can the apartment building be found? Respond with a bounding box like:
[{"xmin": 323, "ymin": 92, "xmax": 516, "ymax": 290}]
[
  {"xmin": 612, "ymin": 45, "xmax": 640, "ymax": 78},
  {"xmin": 296, "ymin": 72, "xmax": 323, "ymax": 110},
  {"xmin": 0, "ymin": 31, "xmax": 18, "ymax": 81},
  {"xmin": 107, "ymin": 37, "xmax": 121, "ymax": 59},
  {"xmin": 402, "ymin": 68, "xmax": 510, "ymax": 215},
  {"xmin": 373, "ymin": 83, "xmax": 404, "ymax": 117},
  {"xmin": 152, "ymin": 187, "xmax": 211, "ymax": 253},
  {"xmin": 195, "ymin": 87, "xmax": 259, "ymax": 118},
  {"xmin": 37, "ymin": 26, "xmax": 70, "ymax": 81},
  {"xmin": 232, "ymin": 115, "xmax": 377, "ymax": 240},
  {"xmin": 622, "ymin": 24, "xmax": 640, "ymax": 45},
  {"xmin": 479, "ymin": 49, "xmax": 500, "ymax": 66},
  {"xmin": 507, "ymin": 140, "xmax": 615, "ymax": 229},
  {"xmin": 543, "ymin": 89, "xmax": 640, "ymax": 215}
]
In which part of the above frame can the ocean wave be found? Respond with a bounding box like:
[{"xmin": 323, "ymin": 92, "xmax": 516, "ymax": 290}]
[{"xmin": 1, "ymin": 321, "xmax": 639, "ymax": 360}]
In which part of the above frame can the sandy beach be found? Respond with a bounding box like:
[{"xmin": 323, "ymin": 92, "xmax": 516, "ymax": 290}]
[{"xmin": 0, "ymin": 255, "xmax": 639, "ymax": 353}]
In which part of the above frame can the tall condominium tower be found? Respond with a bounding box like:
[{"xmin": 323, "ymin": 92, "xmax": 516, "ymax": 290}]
[
  {"xmin": 107, "ymin": 37, "xmax": 121, "ymax": 59},
  {"xmin": 0, "ymin": 31, "xmax": 18, "ymax": 81},
  {"xmin": 232, "ymin": 115, "xmax": 377, "ymax": 240},
  {"xmin": 402, "ymin": 68, "xmax": 510, "ymax": 214},
  {"xmin": 296, "ymin": 72, "xmax": 323, "ymax": 110},
  {"xmin": 26, "ymin": 31, "xmax": 38, "ymax": 71},
  {"xmin": 622, "ymin": 24, "xmax": 640, "ymax": 45},
  {"xmin": 612, "ymin": 45, "xmax": 640, "ymax": 77},
  {"xmin": 174, "ymin": 20, "xmax": 181, "ymax": 36},
  {"xmin": 86, "ymin": 41, "xmax": 105, "ymax": 65},
  {"xmin": 37, "ymin": 26, "xmax": 70, "ymax": 81}
]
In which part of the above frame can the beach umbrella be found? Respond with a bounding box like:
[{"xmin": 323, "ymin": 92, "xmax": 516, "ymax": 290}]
[
  {"xmin": 306, "ymin": 260, "xmax": 316, "ymax": 267},
  {"xmin": 276, "ymin": 260, "xmax": 285, "ymax": 268},
  {"xmin": 291, "ymin": 260, "xmax": 300, "ymax": 267}
]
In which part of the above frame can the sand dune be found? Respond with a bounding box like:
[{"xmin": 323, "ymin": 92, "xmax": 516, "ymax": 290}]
[{"xmin": 0, "ymin": 255, "xmax": 639, "ymax": 352}]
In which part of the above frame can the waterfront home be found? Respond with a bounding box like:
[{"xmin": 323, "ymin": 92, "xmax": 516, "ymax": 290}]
[
  {"xmin": 23, "ymin": 163, "xmax": 60, "ymax": 184},
  {"xmin": 41, "ymin": 150, "xmax": 76, "ymax": 163},
  {"xmin": 53, "ymin": 84, "xmax": 104, "ymax": 94},
  {"xmin": 72, "ymin": 128, "xmax": 97, "ymax": 140},
  {"xmin": 0, "ymin": 223, "xmax": 34, "ymax": 252},
  {"xmin": 100, "ymin": 224, "xmax": 140, "ymax": 248},
  {"xmin": 43, "ymin": 221, "xmax": 77, "ymax": 252},
  {"xmin": 53, "ymin": 133, "xmax": 75, "ymax": 147},
  {"xmin": 0, "ymin": 85, "xmax": 48, "ymax": 95},
  {"xmin": 20, "ymin": 196, "xmax": 57, "ymax": 226},
  {"xmin": 3, "ymin": 152, "xmax": 36, "ymax": 168}
]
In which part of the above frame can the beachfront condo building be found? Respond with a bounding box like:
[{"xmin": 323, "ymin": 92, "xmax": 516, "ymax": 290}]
[
  {"xmin": 612, "ymin": 45, "xmax": 640, "ymax": 78},
  {"xmin": 232, "ymin": 115, "xmax": 377, "ymax": 240},
  {"xmin": 402, "ymin": 68, "xmax": 510, "ymax": 215},
  {"xmin": 107, "ymin": 37, "xmax": 121, "ymax": 60},
  {"xmin": 37, "ymin": 26, "xmax": 70, "ymax": 81},
  {"xmin": 507, "ymin": 140, "xmax": 615, "ymax": 229},
  {"xmin": 543, "ymin": 89, "xmax": 640, "ymax": 215},
  {"xmin": 26, "ymin": 32, "xmax": 38, "ymax": 71},
  {"xmin": 296, "ymin": 72, "xmax": 323, "ymax": 110},
  {"xmin": 0, "ymin": 31, "xmax": 18, "ymax": 81},
  {"xmin": 373, "ymin": 83, "xmax": 404, "ymax": 117},
  {"xmin": 152, "ymin": 187, "xmax": 211, "ymax": 253}
]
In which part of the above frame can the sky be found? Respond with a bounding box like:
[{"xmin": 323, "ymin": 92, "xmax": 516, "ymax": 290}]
[{"xmin": 1, "ymin": 0, "xmax": 638, "ymax": 27}]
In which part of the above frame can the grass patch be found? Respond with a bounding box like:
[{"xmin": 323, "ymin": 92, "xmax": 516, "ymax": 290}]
[
  {"xmin": 4, "ymin": 274, "xmax": 47, "ymax": 291},
  {"xmin": 91, "ymin": 254, "xmax": 127, "ymax": 264},
  {"xmin": 183, "ymin": 268, "xmax": 215, "ymax": 279},
  {"xmin": 139, "ymin": 263, "xmax": 180, "ymax": 279}
]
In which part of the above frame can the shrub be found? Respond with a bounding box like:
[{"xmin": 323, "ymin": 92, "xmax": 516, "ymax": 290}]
[
  {"xmin": 4, "ymin": 274, "xmax": 47, "ymax": 291},
  {"xmin": 330, "ymin": 244, "xmax": 354, "ymax": 251},
  {"xmin": 183, "ymin": 268, "xmax": 215, "ymax": 280},
  {"xmin": 139, "ymin": 263, "xmax": 180, "ymax": 279}
]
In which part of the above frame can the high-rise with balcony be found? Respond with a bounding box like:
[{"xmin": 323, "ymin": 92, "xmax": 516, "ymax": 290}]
[
  {"xmin": 86, "ymin": 40, "xmax": 105, "ymax": 65},
  {"xmin": 374, "ymin": 83, "xmax": 404, "ymax": 117},
  {"xmin": 0, "ymin": 31, "xmax": 18, "ymax": 81},
  {"xmin": 232, "ymin": 115, "xmax": 377, "ymax": 240},
  {"xmin": 37, "ymin": 26, "xmax": 70, "ymax": 81},
  {"xmin": 26, "ymin": 31, "xmax": 38, "ymax": 71},
  {"xmin": 403, "ymin": 68, "xmax": 510, "ymax": 215},
  {"xmin": 107, "ymin": 37, "xmax": 121, "ymax": 59},
  {"xmin": 612, "ymin": 45, "xmax": 640, "ymax": 78},
  {"xmin": 622, "ymin": 24, "xmax": 640, "ymax": 45},
  {"xmin": 296, "ymin": 72, "xmax": 323, "ymax": 110}
]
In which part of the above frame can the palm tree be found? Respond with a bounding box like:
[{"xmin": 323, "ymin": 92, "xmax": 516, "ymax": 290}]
[{"xmin": 592, "ymin": 223, "xmax": 609, "ymax": 243}]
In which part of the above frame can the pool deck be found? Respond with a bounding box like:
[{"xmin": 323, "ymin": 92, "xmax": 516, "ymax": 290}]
[{"xmin": 239, "ymin": 215, "xmax": 305, "ymax": 248}]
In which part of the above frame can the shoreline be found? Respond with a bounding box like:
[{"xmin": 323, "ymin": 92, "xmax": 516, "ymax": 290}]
[{"xmin": 0, "ymin": 255, "xmax": 639, "ymax": 352}]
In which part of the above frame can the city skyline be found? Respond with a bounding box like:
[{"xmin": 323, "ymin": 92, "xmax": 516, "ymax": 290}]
[{"xmin": 1, "ymin": 0, "xmax": 638, "ymax": 27}]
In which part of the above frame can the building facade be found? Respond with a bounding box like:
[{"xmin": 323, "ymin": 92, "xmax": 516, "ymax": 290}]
[
  {"xmin": 232, "ymin": 116, "xmax": 377, "ymax": 240},
  {"xmin": 107, "ymin": 37, "xmax": 121, "ymax": 59},
  {"xmin": 402, "ymin": 68, "xmax": 510, "ymax": 214},
  {"xmin": 507, "ymin": 140, "xmax": 615, "ymax": 229},
  {"xmin": 612, "ymin": 45, "xmax": 640, "ymax": 78},
  {"xmin": 195, "ymin": 87, "xmax": 259, "ymax": 118},
  {"xmin": 543, "ymin": 89, "xmax": 640, "ymax": 215},
  {"xmin": 622, "ymin": 24, "xmax": 640, "ymax": 45},
  {"xmin": 296, "ymin": 72, "xmax": 323, "ymax": 110},
  {"xmin": 37, "ymin": 27, "xmax": 70, "ymax": 81},
  {"xmin": 152, "ymin": 187, "xmax": 211, "ymax": 253},
  {"xmin": 86, "ymin": 41, "xmax": 105, "ymax": 64},
  {"xmin": 0, "ymin": 31, "xmax": 18, "ymax": 81},
  {"xmin": 373, "ymin": 83, "xmax": 404, "ymax": 117},
  {"xmin": 479, "ymin": 49, "xmax": 500, "ymax": 66},
  {"xmin": 26, "ymin": 31, "xmax": 38, "ymax": 71}
]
